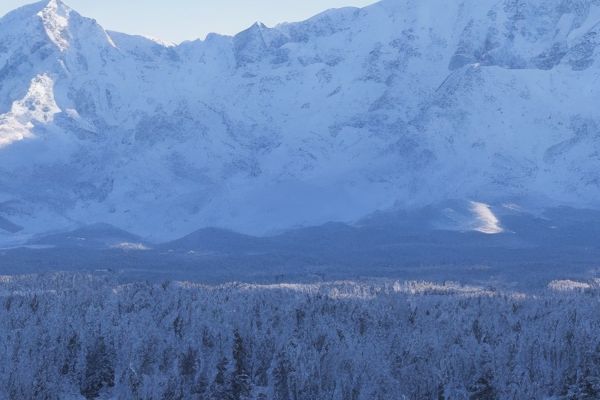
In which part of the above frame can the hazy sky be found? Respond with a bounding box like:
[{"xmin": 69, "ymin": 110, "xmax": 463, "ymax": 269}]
[{"xmin": 0, "ymin": 0, "xmax": 378, "ymax": 43}]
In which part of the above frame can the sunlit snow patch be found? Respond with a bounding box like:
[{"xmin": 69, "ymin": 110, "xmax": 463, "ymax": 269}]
[
  {"xmin": 0, "ymin": 74, "xmax": 60, "ymax": 148},
  {"xmin": 548, "ymin": 280, "xmax": 593, "ymax": 292},
  {"xmin": 437, "ymin": 201, "xmax": 504, "ymax": 234},
  {"xmin": 111, "ymin": 242, "xmax": 150, "ymax": 251},
  {"xmin": 470, "ymin": 201, "xmax": 503, "ymax": 234}
]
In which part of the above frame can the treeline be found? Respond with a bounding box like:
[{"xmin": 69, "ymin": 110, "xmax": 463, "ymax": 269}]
[{"xmin": 0, "ymin": 274, "xmax": 599, "ymax": 399}]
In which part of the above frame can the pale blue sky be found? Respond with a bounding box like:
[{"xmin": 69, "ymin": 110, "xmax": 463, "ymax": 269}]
[{"xmin": 1, "ymin": 0, "xmax": 378, "ymax": 43}]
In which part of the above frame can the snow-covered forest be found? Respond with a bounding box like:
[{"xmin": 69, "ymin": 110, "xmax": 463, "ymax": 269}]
[{"xmin": 0, "ymin": 273, "xmax": 598, "ymax": 399}]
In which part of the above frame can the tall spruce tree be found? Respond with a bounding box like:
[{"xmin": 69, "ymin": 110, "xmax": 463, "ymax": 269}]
[{"xmin": 232, "ymin": 330, "xmax": 251, "ymax": 400}]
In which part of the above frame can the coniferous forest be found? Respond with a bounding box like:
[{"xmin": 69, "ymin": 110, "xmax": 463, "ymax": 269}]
[{"xmin": 0, "ymin": 274, "xmax": 599, "ymax": 399}]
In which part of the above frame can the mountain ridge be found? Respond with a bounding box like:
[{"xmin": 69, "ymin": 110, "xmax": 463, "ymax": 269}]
[{"xmin": 0, "ymin": 0, "xmax": 599, "ymax": 244}]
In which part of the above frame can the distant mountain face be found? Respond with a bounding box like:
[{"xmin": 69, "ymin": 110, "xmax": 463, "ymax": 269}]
[{"xmin": 0, "ymin": 0, "xmax": 599, "ymax": 244}]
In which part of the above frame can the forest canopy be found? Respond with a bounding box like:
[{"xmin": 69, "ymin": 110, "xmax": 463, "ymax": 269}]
[{"xmin": 0, "ymin": 274, "xmax": 598, "ymax": 399}]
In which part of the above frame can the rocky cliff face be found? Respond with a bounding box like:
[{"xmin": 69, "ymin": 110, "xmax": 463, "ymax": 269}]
[{"xmin": 0, "ymin": 0, "xmax": 599, "ymax": 243}]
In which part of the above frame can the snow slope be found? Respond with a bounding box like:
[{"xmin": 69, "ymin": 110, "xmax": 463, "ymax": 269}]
[{"xmin": 0, "ymin": 0, "xmax": 599, "ymax": 243}]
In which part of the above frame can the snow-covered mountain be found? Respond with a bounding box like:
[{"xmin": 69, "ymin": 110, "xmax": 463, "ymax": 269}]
[{"xmin": 0, "ymin": 0, "xmax": 599, "ymax": 244}]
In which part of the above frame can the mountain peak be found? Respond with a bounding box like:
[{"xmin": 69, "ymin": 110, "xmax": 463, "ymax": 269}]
[
  {"xmin": 235, "ymin": 21, "xmax": 268, "ymax": 39},
  {"xmin": 30, "ymin": 0, "xmax": 72, "ymax": 19},
  {"xmin": 251, "ymin": 22, "xmax": 268, "ymax": 31},
  {"xmin": 36, "ymin": 0, "xmax": 72, "ymax": 51},
  {"xmin": 41, "ymin": 0, "xmax": 68, "ymax": 9}
]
